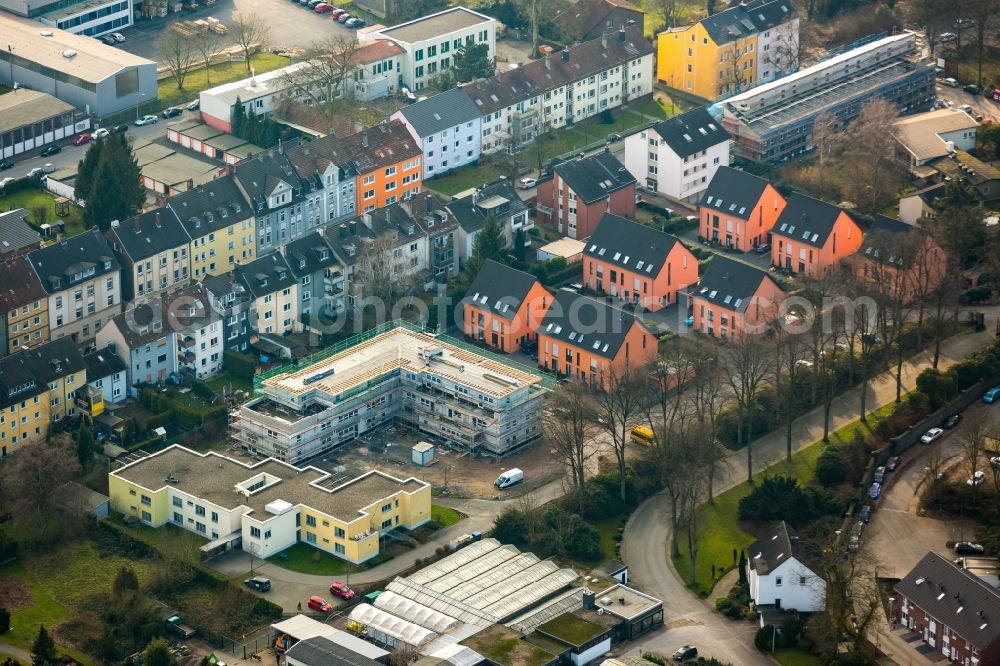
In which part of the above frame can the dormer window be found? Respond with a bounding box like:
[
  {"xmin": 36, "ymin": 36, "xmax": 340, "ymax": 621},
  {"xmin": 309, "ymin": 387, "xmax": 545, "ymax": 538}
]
[
  {"xmin": 103, "ymin": 260, "xmax": 111, "ymax": 270},
  {"xmin": 319, "ymin": 250, "xmax": 329, "ymax": 260}
]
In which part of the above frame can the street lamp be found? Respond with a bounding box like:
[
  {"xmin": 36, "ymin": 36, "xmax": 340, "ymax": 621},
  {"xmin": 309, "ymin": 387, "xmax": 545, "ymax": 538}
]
[
  {"xmin": 135, "ymin": 92, "xmax": 147, "ymax": 122},
  {"xmin": 6, "ymin": 45, "xmax": 12, "ymax": 84},
  {"xmin": 889, "ymin": 597, "xmax": 896, "ymax": 628}
]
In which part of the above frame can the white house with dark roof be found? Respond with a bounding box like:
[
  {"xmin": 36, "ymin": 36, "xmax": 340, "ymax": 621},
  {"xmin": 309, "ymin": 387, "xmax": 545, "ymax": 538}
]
[
  {"xmin": 83, "ymin": 345, "xmax": 128, "ymax": 404},
  {"xmin": 746, "ymin": 521, "xmax": 825, "ymax": 614},
  {"xmin": 235, "ymin": 252, "xmax": 300, "ymax": 337},
  {"xmin": 622, "ymin": 106, "xmax": 731, "ymax": 203},
  {"xmin": 392, "ymin": 88, "xmax": 482, "ymax": 179}
]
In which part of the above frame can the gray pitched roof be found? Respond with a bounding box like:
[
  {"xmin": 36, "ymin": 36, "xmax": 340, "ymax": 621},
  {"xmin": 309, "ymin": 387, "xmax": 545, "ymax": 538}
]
[
  {"xmin": 109, "ymin": 300, "xmax": 167, "ymax": 349},
  {"xmin": 860, "ymin": 215, "xmax": 925, "ymax": 268},
  {"xmin": 0, "ymin": 337, "xmax": 86, "ymax": 409},
  {"xmin": 553, "ymin": 151, "xmax": 635, "ymax": 204},
  {"xmin": 447, "ymin": 179, "xmax": 528, "ymax": 235},
  {"xmin": 283, "ymin": 232, "xmax": 339, "ymax": 278},
  {"xmin": 771, "ymin": 192, "xmax": 852, "ymax": 248},
  {"xmin": 167, "ymin": 175, "xmax": 253, "ymax": 239},
  {"xmin": 696, "ymin": 255, "xmax": 777, "ymax": 312},
  {"xmin": 538, "ymin": 290, "xmax": 648, "ymax": 360},
  {"xmin": 651, "ymin": 107, "xmax": 730, "ymax": 159},
  {"xmin": 700, "ymin": 166, "xmax": 772, "ymax": 217},
  {"xmin": 27, "ymin": 228, "xmax": 120, "ymax": 295},
  {"xmin": 235, "ymin": 252, "xmax": 297, "ymax": 299},
  {"xmin": 747, "ymin": 521, "xmax": 816, "ymax": 576},
  {"xmin": 232, "ymin": 150, "xmax": 305, "ymax": 210},
  {"xmin": 83, "ymin": 345, "xmax": 128, "ymax": 382},
  {"xmin": 0, "ymin": 209, "xmax": 41, "ymax": 256},
  {"xmin": 285, "ymin": 636, "xmax": 382, "ymax": 666},
  {"xmin": 339, "ymin": 120, "xmax": 421, "ymax": 174},
  {"xmin": 701, "ymin": 0, "xmax": 794, "ymax": 45},
  {"xmin": 397, "ymin": 88, "xmax": 481, "ymax": 138},
  {"xmin": 0, "ymin": 255, "xmax": 47, "ymax": 312},
  {"xmin": 895, "ymin": 552, "xmax": 1000, "ymax": 650},
  {"xmin": 323, "ymin": 218, "xmax": 375, "ymax": 267},
  {"xmin": 465, "ymin": 260, "xmax": 545, "ymax": 321},
  {"xmin": 584, "ymin": 213, "xmax": 685, "ymax": 278},
  {"xmin": 742, "ymin": 0, "xmax": 797, "ymax": 32},
  {"xmin": 107, "ymin": 207, "xmax": 189, "ymax": 263}
]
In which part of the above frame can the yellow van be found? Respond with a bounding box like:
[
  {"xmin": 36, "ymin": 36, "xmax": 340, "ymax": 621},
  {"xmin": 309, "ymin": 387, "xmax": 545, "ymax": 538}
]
[{"xmin": 630, "ymin": 425, "xmax": 655, "ymax": 447}]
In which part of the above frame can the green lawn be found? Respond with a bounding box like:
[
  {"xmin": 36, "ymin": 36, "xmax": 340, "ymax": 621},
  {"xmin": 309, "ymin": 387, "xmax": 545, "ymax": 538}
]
[
  {"xmin": 773, "ymin": 648, "xmax": 827, "ymax": 666},
  {"xmin": 157, "ymin": 53, "xmax": 290, "ymax": 109},
  {"xmin": 106, "ymin": 517, "xmax": 208, "ymax": 566},
  {"xmin": 426, "ymin": 163, "xmax": 507, "ymax": 197},
  {"xmin": 0, "ymin": 188, "xmax": 87, "ymax": 238},
  {"xmin": 266, "ymin": 542, "xmax": 363, "ymax": 576},
  {"xmin": 204, "ymin": 373, "xmax": 254, "ymax": 397},
  {"xmin": 431, "ymin": 505, "xmax": 462, "ymax": 527}
]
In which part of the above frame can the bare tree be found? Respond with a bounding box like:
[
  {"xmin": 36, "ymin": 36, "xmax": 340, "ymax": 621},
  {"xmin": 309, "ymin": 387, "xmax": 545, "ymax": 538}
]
[
  {"xmin": 723, "ymin": 332, "xmax": 772, "ymax": 482},
  {"xmin": 719, "ymin": 40, "xmax": 752, "ymax": 97},
  {"xmin": 844, "ymin": 98, "xmax": 902, "ymax": 212},
  {"xmin": 771, "ymin": 321, "xmax": 807, "ymax": 461},
  {"xmin": 647, "ymin": 0, "xmax": 681, "ymax": 31},
  {"xmin": 158, "ymin": 26, "xmax": 199, "ymax": 91},
  {"xmin": 769, "ymin": 29, "xmax": 800, "ymax": 76},
  {"xmin": 193, "ymin": 28, "xmax": 225, "ymax": 87},
  {"xmin": 967, "ymin": 0, "xmax": 994, "ymax": 87},
  {"xmin": 283, "ymin": 36, "xmax": 362, "ymax": 134},
  {"xmin": 544, "ymin": 384, "xmax": 600, "ymax": 512},
  {"xmin": 811, "ymin": 112, "xmax": 840, "ymax": 172},
  {"xmin": 961, "ymin": 413, "xmax": 990, "ymax": 497},
  {"xmin": 811, "ymin": 544, "xmax": 885, "ymax": 661},
  {"xmin": 230, "ymin": 12, "xmax": 272, "ymax": 73},
  {"xmin": 907, "ymin": 0, "xmax": 949, "ymax": 54},
  {"xmin": 594, "ymin": 366, "xmax": 644, "ymax": 502},
  {"xmin": 1, "ymin": 433, "xmax": 80, "ymax": 542},
  {"xmin": 922, "ymin": 448, "xmax": 947, "ymax": 490},
  {"xmin": 687, "ymin": 343, "xmax": 728, "ymax": 502},
  {"xmin": 511, "ymin": 0, "xmax": 560, "ymax": 57}
]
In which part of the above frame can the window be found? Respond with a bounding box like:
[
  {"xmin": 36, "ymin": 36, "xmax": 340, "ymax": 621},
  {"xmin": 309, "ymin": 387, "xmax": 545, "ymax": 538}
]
[
  {"xmin": 306, "ymin": 515, "xmax": 316, "ymax": 527},
  {"xmin": 775, "ymin": 576, "xmax": 783, "ymax": 586},
  {"xmin": 173, "ymin": 497, "xmax": 182, "ymax": 507},
  {"xmin": 335, "ymin": 543, "xmax": 345, "ymax": 554},
  {"xmin": 382, "ymin": 519, "xmax": 392, "ymax": 529},
  {"xmin": 140, "ymin": 494, "xmax": 151, "ymax": 505},
  {"xmin": 141, "ymin": 511, "xmax": 152, "ymax": 523},
  {"xmin": 195, "ymin": 505, "xmax": 205, "ymax": 516},
  {"xmin": 335, "ymin": 527, "xmax": 345, "ymax": 538},
  {"xmin": 196, "ymin": 522, "xmax": 206, "ymax": 534},
  {"xmin": 250, "ymin": 526, "xmax": 261, "ymax": 538},
  {"xmin": 211, "ymin": 511, "xmax": 218, "ymax": 523}
]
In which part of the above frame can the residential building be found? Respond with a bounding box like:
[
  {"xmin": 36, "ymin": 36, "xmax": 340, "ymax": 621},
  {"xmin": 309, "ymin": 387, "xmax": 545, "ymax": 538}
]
[
  {"xmin": 402, "ymin": 192, "xmax": 458, "ymax": 287},
  {"xmin": 202, "ymin": 274, "xmax": 253, "ymax": 353},
  {"xmin": 622, "ymin": 107, "xmax": 731, "ymax": 204},
  {"xmin": 233, "ymin": 150, "xmax": 312, "ymax": 257},
  {"xmin": 447, "ymin": 179, "xmax": 531, "ymax": 264},
  {"xmin": 350, "ymin": 39, "xmax": 406, "ymax": 101},
  {"xmin": 167, "ymin": 283, "xmax": 224, "ymax": 380},
  {"xmin": 285, "ymin": 135, "xmax": 358, "ymax": 228},
  {"xmin": 746, "ymin": 521, "xmax": 825, "ymax": 614},
  {"xmin": 770, "ymin": 193, "xmax": 862, "ymax": 276},
  {"xmin": 698, "ymin": 166, "xmax": 786, "ymax": 252},
  {"xmin": 463, "ymin": 260, "xmax": 553, "ymax": 353},
  {"xmin": 83, "ymin": 345, "xmax": 127, "ymax": 404},
  {"xmin": 536, "ymin": 290, "xmax": 658, "ymax": 388},
  {"xmin": 198, "ymin": 62, "xmax": 315, "ymax": 134},
  {"xmin": 894, "ymin": 551, "xmax": 1000, "ymax": 664},
  {"xmin": 281, "ymin": 233, "xmax": 341, "ymax": 329},
  {"xmin": 0, "ymin": 209, "xmax": 42, "ymax": 259},
  {"xmin": 0, "ymin": 256, "xmax": 50, "ymax": 357},
  {"xmin": 929, "ymin": 151, "xmax": 1000, "ymax": 203},
  {"xmin": 464, "ymin": 28, "xmax": 655, "ymax": 155},
  {"xmin": 340, "ymin": 120, "xmax": 422, "ymax": 212},
  {"xmin": 0, "ymin": 15, "xmax": 156, "ymax": 115},
  {"xmin": 391, "ymin": 88, "xmax": 482, "ymax": 179},
  {"xmin": 0, "ymin": 337, "xmax": 85, "ymax": 457},
  {"xmin": 168, "ymin": 175, "xmax": 255, "ymax": 280},
  {"xmin": 108, "ymin": 444, "xmax": 432, "ymax": 563},
  {"xmin": 235, "ymin": 253, "xmax": 300, "ymax": 336},
  {"xmin": 551, "ymin": 0, "xmax": 645, "ymax": 43},
  {"xmin": 849, "ymin": 214, "xmax": 946, "ymax": 303},
  {"xmin": 583, "ymin": 213, "xmax": 697, "ymax": 311},
  {"xmin": 721, "ymin": 32, "xmax": 936, "ymax": 163},
  {"xmin": 537, "ymin": 151, "xmax": 636, "ymax": 239},
  {"xmin": 692, "ymin": 255, "xmax": 785, "ymax": 339},
  {"xmin": 106, "ymin": 207, "xmax": 190, "ymax": 302},
  {"xmin": 892, "ymin": 109, "xmax": 979, "ymax": 174},
  {"xmin": 361, "ymin": 204, "xmax": 431, "ymax": 290},
  {"xmin": 898, "ymin": 183, "xmax": 945, "ymax": 225},
  {"xmin": 96, "ymin": 301, "xmax": 177, "ymax": 396},
  {"xmin": 363, "ymin": 8, "xmax": 497, "ymax": 91},
  {"xmin": 27, "ymin": 228, "xmax": 122, "ymax": 344},
  {"xmin": 656, "ymin": 0, "xmax": 798, "ymax": 99},
  {"xmin": 230, "ymin": 323, "xmax": 548, "ymax": 460}
]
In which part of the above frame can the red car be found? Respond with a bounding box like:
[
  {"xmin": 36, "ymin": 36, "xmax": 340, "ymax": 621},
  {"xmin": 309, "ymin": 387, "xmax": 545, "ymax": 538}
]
[
  {"xmin": 72, "ymin": 133, "xmax": 91, "ymax": 146},
  {"xmin": 314, "ymin": 3, "xmax": 332, "ymax": 11},
  {"xmin": 307, "ymin": 595, "xmax": 332, "ymax": 612},
  {"xmin": 330, "ymin": 7, "xmax": 345, "ymax": 17},
  {"xmin": 329, "ymin": 582, "xmax": 355, "ymax": 599}
]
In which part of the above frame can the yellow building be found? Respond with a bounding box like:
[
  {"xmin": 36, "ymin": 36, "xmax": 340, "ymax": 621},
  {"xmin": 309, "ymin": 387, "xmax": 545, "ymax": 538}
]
[
  {"xmin": 0, "ymin": 337, "xmax": 86, "ymax": 458},
  {"xmin": 0, "ymin": 255, "xmax": 50, "ymax": 356},
  {"xmin": 656, "ymin": 0, "xmax": 797, "ymax": 100},
  {"xmin": 108, "ymin": 445, "xmax": 431, "ymax": 563},
  {"xmin": 168, "ymin": 175, "xmax": 256, "ymax": 280}
]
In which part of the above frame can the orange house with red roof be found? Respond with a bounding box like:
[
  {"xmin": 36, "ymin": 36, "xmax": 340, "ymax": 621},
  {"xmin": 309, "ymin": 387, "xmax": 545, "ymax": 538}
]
[
  {"xmin": 340, "ymin": 120, "xmax": 422, "ymax": 212},
  {"xmin": 770, "ymin": 193, "xmax": 863, "ymax": 276},
  {"xmin": 699, "ymin": 166, "xmax": 786, "ymax": 253}
]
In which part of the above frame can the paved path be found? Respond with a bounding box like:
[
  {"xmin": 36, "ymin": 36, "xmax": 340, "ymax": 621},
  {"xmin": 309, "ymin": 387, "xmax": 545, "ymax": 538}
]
[
  {"xmin": 0, "ymin": 643, "xmax": 31, "ymax": 663},
  {"xmin": 619, "ymin": 326, "xmax": 994, "ymax": 665}
]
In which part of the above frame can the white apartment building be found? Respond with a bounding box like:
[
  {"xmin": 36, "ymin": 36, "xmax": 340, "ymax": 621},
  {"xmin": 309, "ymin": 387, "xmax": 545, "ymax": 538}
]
[
  {"xmin": 755, "ymin": 11, "xmax": 800, "ymax": 84},
  {"xmin": 392, "ymin": 88, "xmax": 482, "ymax": 179},
  {"xmin": 622, "ymin": 107, "xmax": 731, "ymax": 204},
  {"xmin": 746, "ymin": 521, "xmax": 826, "ymax": 613},
  {"xmin": 464, "ymin": 28, "xmax": 655, "ymax": 155},
  {"xmin": 83, "ymin": 345, "xmax": 128, "ymax": 404},
  {"xmin": 166, "ymin": 283, "xmax": 223, "ymax": 380},
  {"xmin": 38, "ymin": 0, "xmax": 131, "ymax": 37},
  {"xmin": 235, "ymin": 253, "xmax": 301, "ymax": 336},
  {"xmin": 362, "ymin": 7, "xmax": 496, "ymax": 92}
]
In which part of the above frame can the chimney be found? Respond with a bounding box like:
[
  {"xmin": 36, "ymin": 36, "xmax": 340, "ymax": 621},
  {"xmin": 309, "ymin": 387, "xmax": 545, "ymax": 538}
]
[
  {"xmin": 619, "ymin": 596, "xmax": 625, "ymax": 605},
  {"xmin": 349, "ymin": 220, "xmax": 358, "ymax": 235},
  {"xmin": 133, "ymin": 216, "xmax": 141, "ymax": 233},
  {"xmin": 362, "ymin": 132, "xmax": 369, "ymax": 148},
  {"xmin": 187, "ymin": 178, "xmax": 194, "ymax": 190},
  {"xmin": 582, "ymin": 592, "xmax": 596, "ymax": 610},
  {"xmin": 619, "ymin": 28, "xmax": 626, "ymax": 42},
  {"xmin": 229, "ymin": 272, "xmax": 236, "ymax": 284},
  {"xmin": 562, "ymin": 49, "xmax": 570, "ymax": 62},
  {"xmin": 155, "ymin": 212, "xmax": 162, "ymax": 228},
  {"xmin": 545, "ymin": 55, "xmax": 551, "ymax": 70},
  {"xmin": 339, "ymin": 224, "xmax": 347, "ymax": 238},
  {"xmin": 601, "ymin": 34, "xmax": 607, "ymax": 49}
]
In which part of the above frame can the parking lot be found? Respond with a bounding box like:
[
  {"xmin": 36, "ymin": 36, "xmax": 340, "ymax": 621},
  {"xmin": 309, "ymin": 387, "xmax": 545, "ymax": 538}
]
[{"xmin": 935, "ymin": 81, "xmax": 1000, "ymax": 124}]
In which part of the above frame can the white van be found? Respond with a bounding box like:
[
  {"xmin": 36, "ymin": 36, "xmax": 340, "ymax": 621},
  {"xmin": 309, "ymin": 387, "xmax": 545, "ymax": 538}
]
[{"xmin": 494, "ymin": 468, "xmax": 524, "ymax": 489}]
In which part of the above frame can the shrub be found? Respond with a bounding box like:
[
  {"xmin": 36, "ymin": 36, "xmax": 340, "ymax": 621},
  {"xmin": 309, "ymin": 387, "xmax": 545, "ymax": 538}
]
[
  {"xmin": 755, "ymin": 625, "xmax": 784, "ymax": 651},
  {"xmin": 0, "ymin": 606, "xmax": 9, "ymax": 633},
  {"xmin": 640, "ymin": 653, "xmax": 666, "ymax": 666},
  {"xmin": 715, "ymin": 597, "xmax": 732, "ymax": 612},
  {"xmin": 145, "ymin": 410, "xmax": 175, "ymax": 432},
  {"xmin": 189, "ymin": 378, "xmax": 215, "ymax": 402},
  {"xmin": 223, "ymin": 349, "xmax": 257, "ymax": 380},
  {"xmin": 815, "ymin": 446, "xmax": 847, "ymax": 487},
  {"xmin": 916, "ymin": 368, "xmax": 959, "ymax": 409},
  {"xmin": 738, "ymin": 475, "xmax": 845, "ymax": 525},
  {"xmin": 962, "ymin": 285, "xmax": 992, "ymax": 303}
]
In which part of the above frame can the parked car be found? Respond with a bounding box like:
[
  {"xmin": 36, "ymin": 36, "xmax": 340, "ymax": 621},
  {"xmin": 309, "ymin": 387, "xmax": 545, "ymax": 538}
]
[
  {"xmin": 101, "ymin": 35, "xmax": 117, "ymax": 45},
  {"xmin": 943, "ymin": 413, "xmax": 961, "ymax": 429},
  {"xmin": 40, "ymin": 144, "xmax": 61, "ymax": 156},
  {"xmin": 859, "ymin": 505, "xmax": 871, "ymax": 523},
  {"xmin": 607, "ymin": 132, "xmax": 623, "ymax": 142},
  {"xmin": 964, "ymin": 84, "xmax": 981, "ymax": 95},
  {"xmin": 920, "ymin": 427, "xmax": 944, "ymax": 444},
  {"xmin": 0, "ymin": 159, "xmax": 13, "ymax": 170},
  {"xmin": 244, "ymin": 576, "xmax": 271, "ymax": 592},
  {"xmin": 72, "ymin": 133, "xmax": 91, "ymax": 146},
  {"xmin": 941, "ymin": 75, "xmax": 959, "ymax": 85},
  {"xmin": 114, "ymin": 123, "xmax": 130, "ymax": 133},
  {"xmin": 518, "ymin": 177, "xmax": 538, "ymax": 189},
  {"xmin": 885, "ymin": 456, "xmax": 901, "ymax": 471},
  {"xmin": 307, "ymin": 596, "xmax": 332, "ymax": 612},
  {"xmin": 352, "ymin": 18, "xmax": 366, "ymax": 27},
  {"xmin": 958, "ymin": 104, "xmax": 974, "ymax": 114},
  {"xmin": 111, "ymin": 32, "xmax": 126, "ymax": 42},
  {"xmin": 868, "ymin": 482, "xmax": 881, "ymax": 500},
  {"xmin": 315, "ymin": 3, "xmax": 333, "ymax": 11},
  {"xmin": 161, "ymin": 107, "xmax": 182, "ymax": 118},
  {"xmin": 954, "ymin": 542, "xmax": 985, "ymax": 555},
  {"xmin": 754, "ymin": 243, "xmax": 771, "ymax": 254},
  {"xmin": 330, "ymin": 7, "xmax": 345, "ymax": 17},
  {"xmin": 873, "ymin": 466, "xmax": 886, "ymax": 484},
  {"xmin": 954, "ymin": 18, "xmax": 975, "ymax": 28},
  {"xmin": 0, "ymin": 177, "xmax": 16, "ymax": 188},
  {"xmin": 345, "ymin": 17, "xmax": 361, "ymax": 27},
  {"xmin": 967, "ymin": 470, "xmax": 986, "ymax": 486},
  {"xmin": 672, "ymin": 646, "xmax": 698, "ymax": 662},
  {"xmin": 135, "ymin": 115, "xmax": 158, "ymax": 126},
  {"xmin": 990, "ymin": 455, "xmax": 1000, "ymax": 468},
  {"xmin": 848, "ymin": 534, "xmax": 860, "ymax": 552},
  {"xmin": 983, "ymin": 387, "xmax": 1000, "ymax": 403},
  {"xmin": 187, "ymin": 99, "xmax": 200, "ymax": 111},
  {"xmin": 337, "ymin": 13, "xmax": 352, "ymax": 22},
  {"xmin": 92, "ymin": 127, "xmax": 110, "ymax": 139},
  {"xmin": 329, "ymin": 582, "xmax": 355, "ymax": 599}
]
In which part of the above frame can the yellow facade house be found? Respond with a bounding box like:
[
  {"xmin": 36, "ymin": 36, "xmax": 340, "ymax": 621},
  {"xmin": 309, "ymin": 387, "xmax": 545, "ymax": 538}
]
[
  {"xmin": 0, "ymin": 255, "xmax": 50, "ymax": 356},
  {"xmin": 108, "ymin": 445, "xmax": 432, "ymax": 563}
]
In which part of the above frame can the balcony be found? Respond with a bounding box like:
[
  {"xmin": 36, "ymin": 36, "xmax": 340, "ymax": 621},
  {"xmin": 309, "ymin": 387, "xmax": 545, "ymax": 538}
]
[
  {"xmin": 75, "ymin": 385, "xmax": 104, "ymax": 419},
  {"xmin": 536, "ymin": 203, "xmax": 554, "ymax": 216},
  {"xmin": 179, "ymin": 335, "xmax": 196, "ymax": 349},
  {"xmin": 178, "ymin": 350, "xmax": 195, "ymax": 364}
]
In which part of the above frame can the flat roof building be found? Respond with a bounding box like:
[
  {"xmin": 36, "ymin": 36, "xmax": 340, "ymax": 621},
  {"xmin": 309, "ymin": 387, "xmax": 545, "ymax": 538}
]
[
  {"xmin": 0, "ymin": 88, "xmax": 85, "ymax": 161},
  {"xmin": 231, "ymin": 323, "xmax": 549, "ymax": 462},
  {"xmin": 0, "ymin": 15, "xmax": 156, "ymax": 117}
]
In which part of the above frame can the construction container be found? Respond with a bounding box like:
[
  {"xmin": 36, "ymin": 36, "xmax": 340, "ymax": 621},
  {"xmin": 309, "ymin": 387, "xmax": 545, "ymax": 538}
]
[{"xmin": 410, "ymin": 441, "xmax": 434, "ymax": 466}]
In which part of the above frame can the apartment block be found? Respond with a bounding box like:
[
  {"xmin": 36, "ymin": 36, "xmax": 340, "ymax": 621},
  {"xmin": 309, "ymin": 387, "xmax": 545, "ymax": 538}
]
[
  {"xmin": 391, "ymin": 88, "xmax": 482, "ymax": 179},
  {"xmin": 447, "ymin": 180, "xmax": 531, "ymax": 263},
  {"xmin": 536, "ymin": 151, "xmax": 636, "ymax": 240},
  {"xmin": 107, "ymin": 207, "xmax": 191, "ymax": 302},
  {"xmin": 340, "ymin": 120, "xmax": 422, "ymax": 212},
  {"xmin": 168, "ymin": 175, "xmax": 255, "ymax": 280},
  {"xmin": 770, "ymin": 193, "xmax": 862, "ymax": 276},
  {"xmin": 464, "ymin": 260, "xmax": 552, "ymax": 353},
  {"xmin": 0, "ymin": 256, "xmax": 50, "ymax": 357},
  {"xmin": 692, "ymin": 255, "xmax": 785, "ymax": 339},
  {"xmin": 97, "ymin": 301, "xmax": 177, "ymax": 396},
  {"xmin": 235, "ymin": 253, "xmax": 300, "ymax": 337},
  {"xmin": 230, "ymin": 324, "xmax": 548, "ymax": 462},
  {"xmin": 108, "ymin": 444, "xmax": 431, "ymax": 563}
]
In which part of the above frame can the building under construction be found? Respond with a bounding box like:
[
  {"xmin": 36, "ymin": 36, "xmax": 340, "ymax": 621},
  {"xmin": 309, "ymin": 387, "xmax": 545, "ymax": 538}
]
[{"xmin": 230, "ymin": 323, "xmax": 549, "ymax": 464}]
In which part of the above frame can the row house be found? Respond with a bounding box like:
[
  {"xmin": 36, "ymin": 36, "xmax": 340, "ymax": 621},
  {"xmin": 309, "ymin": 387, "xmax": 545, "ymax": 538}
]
[
  {"xmin": 551, "ymin": 0, "xmax": 646, "ymax": 43},
  {"xmin": 97, "ymin": 300, "xmax": 178, "ymax": 396},
  {"xmin": 408, "ymin": 192, "xmax": 460, "ymax": 285},
  {"xmin": 464, "ymin": 28, "xmax": 655, "ymax": 155},
  {"xmin": 895, "ymin": 552, "xmax": 1000, "ymax": 664},
  {"xmin": 235, "ymin": 253, "xmax": 300, "ymax": 337},
  {"xmin": 340, "ymin": 120, "xmax": 423, "ymax": 212},
  {"xmin": 583, "ymin": 213, "xmax": 697, "ymax": 311},
  {"xmin": 770, "ymin": 193, "xmax": 862, "ymax": 276},
  {"xmin": 27, "ymin": 229, "xmax": 122, "ymax": 345},
  {"xmin": 285, "ymin": 134, "xmax": 358, "ymax": 227},
  {"xmin": 281, "ymin": 233, "xmax": 341, "ymax": 329},
  {"xmin": 622, "ymin": 106, "xmax": 731, "ymax": 204},
  {"xmin": 537, "ymin": 289, "xmax": 658, "ymax": 390},
  {"xmin": 107, "ymin": 207, "xmax": 191, "ymax": 302},
  {"xmin": 166, "ymin": 283, "xmax": 224, "ymax": 380},
  {"xmin": 0, "ymin": 256, "xmax": 50, "ymax": 357},
  {"xmin": 0, "ymin": 209, "xmax": 42, "ymax": 260},
  {"xmin": 168, "ymin": 175, "xmax": 256, "ymax": 280},
  {"xmin": 0, "ymin": 337, "xmax": 86, "ymax": 457},
  {"xmin": 692, "ymin": 255, "xmax": 785, "ymax": 340},
  {"xmin": 849, "ymin": 214, "xmax": 946, "ymax": 304},
  {"xmin": 463, "ymin": 260, "xmax": 552, "ymax": 353},
  {"xmin": 536, "ymin": 150, "xmax": 636, "ymax": 239},
  {"xmin": 83, "ymin": 345, "xmax": 128, "ymax": 406},
  {"xmin": 392, "ymin": 88, "xmax": 482, "ymax": 179},
  {"xmin": 447, "ymin": 179, "xmax": 531, "ymax": 264},
  {"xmin": 698, "ymin": 166, "xmax": 786, "ymax": 253},
  {"xmin": 202, "ymin": 274, "xmax": 253, "ymax": 354},
  {"xmin": 233, "ymin": 150, "xmax": 312, "ymax": 258}
]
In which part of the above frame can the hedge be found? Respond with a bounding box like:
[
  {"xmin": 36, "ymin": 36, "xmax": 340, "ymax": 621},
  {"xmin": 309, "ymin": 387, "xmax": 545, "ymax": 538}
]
[
  {"xmin": 145, "ymin": 410, "xmax": 176, "ymax": 432},
  {"xmin": 189, "ymin": 378, "xmax": 215, "ymax": 402},
  {"xmin": 223, "ymin": 349, "xmax": 257, "ymax": 381},
  {"xmin": 0, "ymin": 177, "xmax": 36, "ymax": 196}
]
